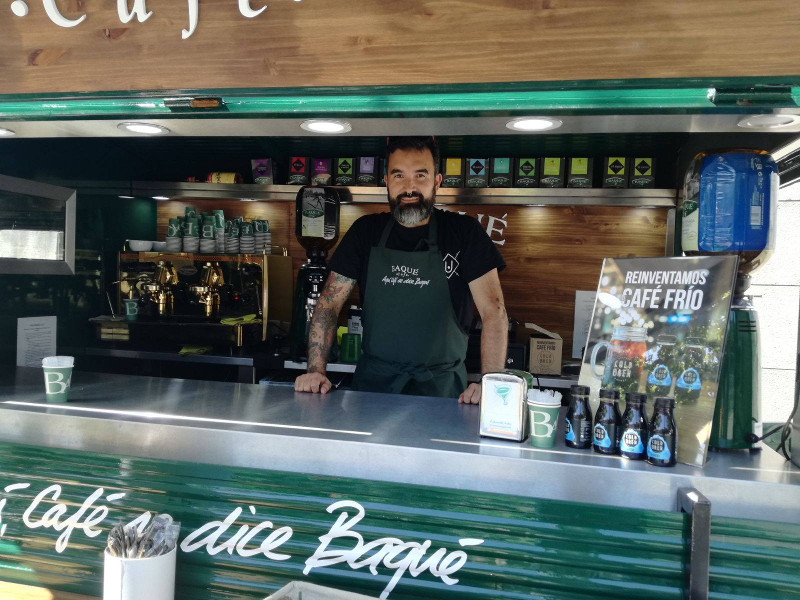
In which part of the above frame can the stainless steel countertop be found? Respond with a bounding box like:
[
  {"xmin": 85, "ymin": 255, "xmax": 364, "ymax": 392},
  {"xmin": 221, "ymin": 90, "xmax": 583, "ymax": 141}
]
[
  {"xmin": 1, "ymin": 368, "xmax": 798, "ymax": 523},
  {"xmin": 84, "ymin": 347, "xmax": 255, "ymax": 366}
]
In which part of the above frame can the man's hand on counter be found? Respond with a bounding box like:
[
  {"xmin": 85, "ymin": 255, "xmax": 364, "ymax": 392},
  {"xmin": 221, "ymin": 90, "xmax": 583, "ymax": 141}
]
[
  {"xmin": 295, "ymin": 372, "xmax": 333, "ymax": 394},
  {"xmin": 458, "ymin": 383, "xmax": 481, "ymax": 405}
]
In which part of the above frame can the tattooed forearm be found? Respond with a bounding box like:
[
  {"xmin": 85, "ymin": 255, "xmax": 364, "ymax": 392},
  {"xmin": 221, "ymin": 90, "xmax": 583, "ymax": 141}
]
[
  {"xmin": 307, "ymin": 271, "xmax": 356, "ymax": 374},
  {"xmin": 320, "ymin": 272, "xmax": 356, "ymax": 304},
  {"xmin": 307, "ymin": 307, "xmax": 338, "ymax": 373}
]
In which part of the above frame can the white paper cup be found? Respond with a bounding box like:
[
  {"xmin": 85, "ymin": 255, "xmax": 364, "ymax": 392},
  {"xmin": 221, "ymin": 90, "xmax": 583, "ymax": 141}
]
[{"xmin": 42, "ymin": 356, "xmax": 74, "ymax": 403}]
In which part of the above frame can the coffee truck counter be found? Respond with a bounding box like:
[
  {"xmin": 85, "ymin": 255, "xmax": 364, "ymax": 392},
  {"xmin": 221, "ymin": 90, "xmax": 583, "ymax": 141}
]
[
  {"xmin": 1, "ymin": 368, "xmax": 797, "ymax": 522},
  {"xmin": 1, "ymin": 368, "xmax": 799, "ymax": 600}
]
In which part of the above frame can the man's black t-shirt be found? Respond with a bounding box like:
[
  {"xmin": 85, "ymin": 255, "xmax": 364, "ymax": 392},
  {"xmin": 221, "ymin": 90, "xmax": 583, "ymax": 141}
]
[{"xmin": 328, "ymin": 209, "xmax": 506, "ymax": 332}]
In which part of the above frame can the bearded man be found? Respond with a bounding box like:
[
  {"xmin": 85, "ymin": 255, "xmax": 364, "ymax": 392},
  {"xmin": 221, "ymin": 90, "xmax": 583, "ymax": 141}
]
[{"xmin": 294, "ymin": 136, "xmax": 507, "ymax": 403}]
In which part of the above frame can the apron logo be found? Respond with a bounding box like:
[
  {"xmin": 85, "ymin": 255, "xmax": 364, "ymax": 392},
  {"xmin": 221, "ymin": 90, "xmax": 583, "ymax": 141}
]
[
  {"xmin": 391, "ymin": 265, "xmax": 419, "ymax": 277},
  {"xmin": 382, "ymin": 264, "xmax": 431, "ymax": 289},
  {"xmin": 442, "ymin": 252, "xmax": 460, "ymax": 279}
]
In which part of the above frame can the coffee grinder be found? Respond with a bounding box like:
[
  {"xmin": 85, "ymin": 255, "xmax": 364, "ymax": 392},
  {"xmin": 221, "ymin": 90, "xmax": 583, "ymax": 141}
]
[
  {"xmin": 290, "ymin": 186, "xmax": 341, "ymax": 359},
  {"xmin": 680, "ymin": 150, "xmax": 779, "ymax": 451}
]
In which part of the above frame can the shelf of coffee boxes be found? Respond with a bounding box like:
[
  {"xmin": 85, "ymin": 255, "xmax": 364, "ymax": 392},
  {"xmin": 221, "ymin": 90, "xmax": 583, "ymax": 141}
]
[{"xmin": 131, "ymin": 182, "xmax": 677, "ymax": 207}]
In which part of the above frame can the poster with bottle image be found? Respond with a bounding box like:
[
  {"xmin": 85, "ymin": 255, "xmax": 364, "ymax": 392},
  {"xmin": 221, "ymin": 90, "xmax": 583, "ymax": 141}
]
[{"xmin": 578, "ymin": 256, "xmax": 738, "ymax": 466}]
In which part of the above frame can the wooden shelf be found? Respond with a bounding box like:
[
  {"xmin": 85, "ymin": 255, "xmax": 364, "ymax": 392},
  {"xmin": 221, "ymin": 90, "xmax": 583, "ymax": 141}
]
[
  {"xmin": 119, "ymin": 251, "xmax": 286, "ymax": 262},
  {"xmin": 129, "ymin": 181, "xmax": 677, "ymax": 207}
]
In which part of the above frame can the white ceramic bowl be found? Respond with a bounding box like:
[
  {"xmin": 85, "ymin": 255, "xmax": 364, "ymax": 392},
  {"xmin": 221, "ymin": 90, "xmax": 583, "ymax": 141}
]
[
  {"xmin": 128, "ymin": 240, "xmax": 153, "ymax": 252},
  {"xmin": 152, "ymin": 241, "xmax": 167, "ymax": 251}
]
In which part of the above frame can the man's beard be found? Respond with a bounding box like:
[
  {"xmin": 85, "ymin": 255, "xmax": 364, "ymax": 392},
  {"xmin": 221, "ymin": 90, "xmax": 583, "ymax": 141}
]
[{"xmin": 388, "ymin": 191, "xmax": 435, "ymax": 226}]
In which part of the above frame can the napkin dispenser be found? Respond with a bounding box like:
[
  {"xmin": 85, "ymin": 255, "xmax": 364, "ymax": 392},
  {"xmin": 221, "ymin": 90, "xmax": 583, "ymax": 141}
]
[{"xmin": 479, "ymin": 371, "xmax": 531, "ymax": 441}]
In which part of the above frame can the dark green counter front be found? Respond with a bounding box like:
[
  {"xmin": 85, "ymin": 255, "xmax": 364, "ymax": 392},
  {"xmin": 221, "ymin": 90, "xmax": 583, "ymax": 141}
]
[{"xmin": 0, "ymin": 369, "xmax": 798, "ymax": 599}]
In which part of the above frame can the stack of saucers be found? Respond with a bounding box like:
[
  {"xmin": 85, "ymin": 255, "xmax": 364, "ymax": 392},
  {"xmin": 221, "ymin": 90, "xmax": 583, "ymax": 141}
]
[
  {"xmin": 253, "ymin": 220, "xmax": 270, "ymax": 253},
  {"xmin": 182, "ymin": 217, "xmax": 200, "ymax": 253},
  {"xmin": 165, "ymin": 235, "xmax": 182, "ymax": 252},
  {"xmin": 239, "ymin": 222, "xmax": 255, "ymax": 254},
  {"xmin": 263, "ymin": 228, "xmax": 272, "ymax": 254},
  {"xmin": 165, "ymin": 218, "xmax": 182, "ymax": 252},
  {"xmin": 225, "ymin": 236, "xmax": 239, "ymax": 254},
  {"xmin": 182, "ymin": 235, "xmax": 199, "ymax": 253},
  {"xmin": 199, "ymin": 238, "xmax": 215, "ymax": 253}
]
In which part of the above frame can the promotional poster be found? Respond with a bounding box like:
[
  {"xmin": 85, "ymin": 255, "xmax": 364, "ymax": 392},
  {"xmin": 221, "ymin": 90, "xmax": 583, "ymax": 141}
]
[{"xmin": 579, "ymin": 256, "xmax": 739, "ymax": 466}]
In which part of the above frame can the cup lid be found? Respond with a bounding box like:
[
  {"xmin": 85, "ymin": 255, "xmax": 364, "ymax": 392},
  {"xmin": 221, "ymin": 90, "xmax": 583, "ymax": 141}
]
[
  {"xmin": 527, "ymin": 389, "xmax": 561, "ymax": 406},
  {"xmin": 42, "ymin": 355, "xmax": 74, "ymax": 368}
]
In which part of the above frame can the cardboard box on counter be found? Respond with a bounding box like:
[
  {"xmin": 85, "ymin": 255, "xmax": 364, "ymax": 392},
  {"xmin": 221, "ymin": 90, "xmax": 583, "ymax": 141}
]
[{"xmin": 526, "ymin": 322, "xmax": 563, "ymax": 375}]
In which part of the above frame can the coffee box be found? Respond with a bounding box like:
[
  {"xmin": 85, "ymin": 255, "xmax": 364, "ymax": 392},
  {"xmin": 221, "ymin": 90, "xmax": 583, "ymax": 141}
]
[
  {"xmin": 526, "ymin": 322, "xmax": 563, "ymax": 375},
  {"xmin": 442, "ymin": 158, "xmax": 465, "ymax": 188},
  {"xmin": 466, "ymin": 158, "xmax": 489, "ymax": 188},
  {"xmin": 630, "ymin": 157, "xmax": 655, "ymax": 188},
  {"xmin": 287, "ymin": 157, "xmax": 311, "ymax": 185},
  {"xmin": 539, "ymin": 157, "xmax": 565, "ymax": 188},
  {"xmin": 514, "ymin": 158, "xmax": 539, "ymax": 188},
  {"xmin": 489, "ymin": 158, "xmax": 512, "ymax": 187},
  {"xmin": 334, "ymin": 158, "xmax": 355, "ymax": 186},
  {"xmin": 311, "ymin": 158, "xmax": 333, "ymax": 186},
  {"xmin": 356, "ymin": 156, "xmax": 380, "ymax": 186},
  {"xmin": 251, "ymin": 159, "xmax": 275, "ymax": 185},
  {"xmin": 603, "ymin": 156, "xmax": 629, "ymax": 188},
  {"xmin": 566, "ymin": 158, "xmax": 593, "ymax": 188}
]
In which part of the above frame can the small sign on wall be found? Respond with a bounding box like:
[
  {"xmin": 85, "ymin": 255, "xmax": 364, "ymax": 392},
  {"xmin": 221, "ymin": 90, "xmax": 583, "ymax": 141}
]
[
  {"xmin": 16, "ymin": 316, "xmax": 57, "ymax": 367},
  {"xmin": 573, "ymin": 291, "xmax": 597, "ymax": 358}
]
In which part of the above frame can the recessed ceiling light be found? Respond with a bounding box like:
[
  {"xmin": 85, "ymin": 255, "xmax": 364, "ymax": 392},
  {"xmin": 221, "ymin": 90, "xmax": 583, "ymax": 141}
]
[
  {"xmin": 0, "ymin": 127, "xmax": 16, "ymax": 137},
  {"xmin": 300, "ymin": 119, "xmax": 352, "ymax": 134},
  {"xmin": 152, "ymin": 196, "xmax": 170, "ymax": 201},
  {"xmin": 118, "ymin": 122, "xmax": 170, "ymax": 135},
  {"xmin": 506, "ymin": 117, "xmax": 562, "ymax": 132},
  {"xmin": 737, "ymin": 114, "xmax": 800, "ymax": 130},
  {"xmin": 118, "ymin": 195, "xmax": 135, "ymax": 199}
]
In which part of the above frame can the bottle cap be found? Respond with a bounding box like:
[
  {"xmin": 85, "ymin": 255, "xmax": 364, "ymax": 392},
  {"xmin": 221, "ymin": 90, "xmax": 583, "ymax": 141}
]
[
  {"xmin": 654, "ymin": 396, "xmax": 675, "ymax": 408},
  {"xmin": 625, "ymin": 392, "xmax": 648, "ymax": 404},
  {"xmin": 599, "ymin": 388, "xmax": 620, "ymax": 400},
  {"xmin": 570, "ymin": 384, "xmax": 590, "ymax": 396}
]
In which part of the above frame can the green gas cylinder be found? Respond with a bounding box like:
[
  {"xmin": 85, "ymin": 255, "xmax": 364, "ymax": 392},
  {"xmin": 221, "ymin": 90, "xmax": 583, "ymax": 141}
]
[{"xmin": 710, "ymin": 303, "xmax": 762, "ymax": 451}]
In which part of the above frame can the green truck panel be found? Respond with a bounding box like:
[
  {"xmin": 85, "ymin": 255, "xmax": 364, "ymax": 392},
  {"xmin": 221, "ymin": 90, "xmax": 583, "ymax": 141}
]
[{"xmin": 0, "ymin": 442, "xmax": 798, "ymax": 599}]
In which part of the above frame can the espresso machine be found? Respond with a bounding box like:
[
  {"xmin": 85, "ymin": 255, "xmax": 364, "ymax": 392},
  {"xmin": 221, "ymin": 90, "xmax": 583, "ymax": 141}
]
[
  {"xmin": 188, "ymin": 262, "xmax": 225, "ymax": 318},
  {"xmin": 290, "ymin": 186, "xmax": 341, "ymax": 359},
  {"xmin": 140, "ymin": 260, "xmax": 179, "ymax": 317},
  {"xmin": 680, "ymin": 150, "xmax": 779, "ymax": 451}
]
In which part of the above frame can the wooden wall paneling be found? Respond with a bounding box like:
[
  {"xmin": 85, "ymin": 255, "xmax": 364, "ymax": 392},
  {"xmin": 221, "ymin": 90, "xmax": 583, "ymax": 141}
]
[
  {"xmin": 2, "ymin": 1, "xmax": 800, "ymax": 95},
  {"xmin": 489, "ymin": 206, "xmax": 667, "ymax": 358}
]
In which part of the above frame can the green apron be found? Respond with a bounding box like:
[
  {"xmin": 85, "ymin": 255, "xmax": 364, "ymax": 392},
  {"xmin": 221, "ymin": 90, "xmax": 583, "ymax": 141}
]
[{"xmin": 351, "ymin": 210, "xmax": 468, "ymax": 398}]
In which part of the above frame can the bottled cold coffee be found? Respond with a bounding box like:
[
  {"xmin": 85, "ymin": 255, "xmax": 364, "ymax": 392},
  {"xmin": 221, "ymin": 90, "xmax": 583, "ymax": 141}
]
[
  {"xmin": 619, "ymin": 392, "xmax": 648, "ymax": 460},
  {"xmin": 593, "ymin": 388, "xmax": 621, "ymax": 455},
  {"xmin": 647, "ymin": 396, "xmax": 677, "ymax": 467},
  {"xmin": 645, "ymin": 335, "xmax": 677, "ymax": 396},
  {"xmin": 675, "ymin": 338, "xmax": 704, "ymax": 404},
  {"xmin": 565, "ymin": 384, "xmax": 592, "ymax": 449}
]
